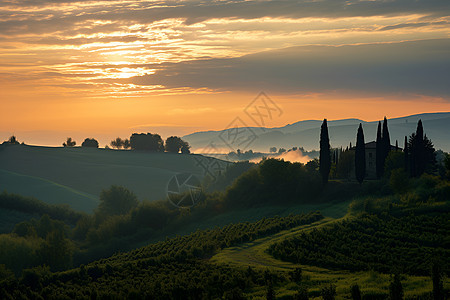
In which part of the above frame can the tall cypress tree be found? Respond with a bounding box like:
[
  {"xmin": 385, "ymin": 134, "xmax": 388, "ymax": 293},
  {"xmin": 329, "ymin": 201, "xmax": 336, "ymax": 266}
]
[
  {"xmin": 376, "ymin": 121, "xmax": 383, "ymax": 178},
  {"xmin": 382, "ymin": 116, "xmax": 391, "ymax": 167},
  {"xmin": 320, "ymin": 119, "xmax": 331, "ymax": 184},
  {"xmin": 355, "ymin": 123, "xmax": 366, "ymax": 184}
]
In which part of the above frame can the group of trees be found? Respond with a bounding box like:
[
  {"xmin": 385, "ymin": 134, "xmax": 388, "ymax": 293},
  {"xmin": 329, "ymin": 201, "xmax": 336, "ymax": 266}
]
[
  {"xmin": 60, "ymin": 134, "xmax": 191, "ymax": 153},
  {"xmin": 1, "ymin": 135, "xmax": 21, "ymax": 145},
  {"xmin": 319, "ymin": 117, "xmax": 438, "ymax": 184}
]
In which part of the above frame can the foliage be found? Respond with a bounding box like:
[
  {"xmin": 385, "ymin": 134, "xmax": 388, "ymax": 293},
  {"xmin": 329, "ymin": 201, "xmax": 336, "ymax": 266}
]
[
  {"xmin": 2, "ymin": 135, "xmax": 20, "ymax": 145},
  {"xmin": 0, "ymin": 213, "xmax": 322, "ymax": 299},
  {"xmin": 81, "ymin": 138, "xmax": 99, "ymax": 148},
  {"xmin": 445, "ymin": 153, "xmax": 450, "ymax": 180},
  {"xmin": 110, "ymin": 137, "xmax": 124, "ymax": 149},
  {"xmin": 130, "ymin": 132, "xmax": 164, "ymax": 151},
  {"xmin": 336, "ymin": 150, "xmax": 355, "ymax": 180},
  {"xmin": 0, "ymin": 192, "xmax": 83, "ymax": 225},
  {"xmin": 408, "ymin": 120, "xmax": 436, "ymax": 177},
  {"xmin": 384, "ymin": 151, "xmax": 405, "ymax": 178},
  {"xmin": 351, "ymin": 283, "xmax": 362, "ymax": 300},
  {"xmin": 321, "ymin": 284, "xmax": 336, "ymax": 300},
  {"xmin": 62, "ymin": 137, "xmax": 76, "ymax": 147},
  {"xmin": 205, "ymin": 161, "xmax": 256, "ymax": 192},
  {"xmin": 224, "ymin": 158, "xmax": 322, "ymax": 208},
  {"xmin": 389, "ymin": 168, "xmax": 409, "ymax": 194},
  {"xmin": 165, "ymin": 136, "xmax": 190, "ymax": 153},
  {"xmin": 320, "ymin": 119, "xmax": 331, "ymax": 184},
  {"xmin": 97, "ymin": 185, "xmax": 139, "ymax": 217}
]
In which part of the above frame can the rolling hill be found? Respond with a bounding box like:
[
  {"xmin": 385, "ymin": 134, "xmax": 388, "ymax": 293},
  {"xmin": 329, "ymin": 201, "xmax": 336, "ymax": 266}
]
[
  {"xmin": 183, "ymin": 112, "xmax": 450, "ymax": 152},
  {"xmin": 0, "ymin": 145, "xmax": 230, "ymax": 212}
]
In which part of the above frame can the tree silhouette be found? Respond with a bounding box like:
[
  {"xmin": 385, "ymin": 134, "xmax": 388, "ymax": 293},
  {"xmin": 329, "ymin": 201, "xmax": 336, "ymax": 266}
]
[
  {"xmin": 130, "ymin": 133, "xmax": 164, "ymax": 152},
  {"xmin": 319, "ymin": 119, "xmax": 331, "ymax": 184},
  {"xmin": 81, "ymin": 138, "xmax": 99, "ymax": 148},
  {"xmin": 180, "ymin": 141, "xmax": 191, "ymax": 154},
  {"xmin": 409, "ymin": 120, "xmax": 435, "ymax": 177},
  {"xmin": 165, "ymin": 136, "xmax": 184, "ymax": 153},
  {"xmin": 382, "ymin": 117, "xmax": 391, "ymax": 163},
  {"xmin": 110, "ymin": 137, "xmax": 124, "ymax": 149},
  {"xmin": 376, "ymin": 121, "xmax": 383, "ymax": 178},
  {"xmin": 62, "ymin": 137, "xmax": 76, "ymax": 147},
  {"xmin": 355, "ymin": 123, "xmax": 366, "ymax": 184},
  {"xmin": 123, "ymin": 139, "xmax": 131, "ymax": 149},
  {"xmin": 2, "ymin": 135, "xmax": 20, "ymax": 145}
]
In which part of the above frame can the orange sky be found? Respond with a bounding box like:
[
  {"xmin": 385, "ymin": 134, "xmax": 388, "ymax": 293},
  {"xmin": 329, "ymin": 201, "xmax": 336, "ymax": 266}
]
[{"xmin": 1, "ymin": 1, "xmax": 449, "ymax": 146}]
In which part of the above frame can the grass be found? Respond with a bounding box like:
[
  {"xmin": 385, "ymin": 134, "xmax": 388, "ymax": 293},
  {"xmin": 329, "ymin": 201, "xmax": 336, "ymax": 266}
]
[{"xmin": 0, "ymin": 144, "xmax": 229, "ymax": 212}]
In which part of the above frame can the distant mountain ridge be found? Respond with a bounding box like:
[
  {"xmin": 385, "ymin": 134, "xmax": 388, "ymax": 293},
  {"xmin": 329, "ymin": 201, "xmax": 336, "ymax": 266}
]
[{"xmin": 183, "ymin": 112, "xmax": 450, "ymax": 152}]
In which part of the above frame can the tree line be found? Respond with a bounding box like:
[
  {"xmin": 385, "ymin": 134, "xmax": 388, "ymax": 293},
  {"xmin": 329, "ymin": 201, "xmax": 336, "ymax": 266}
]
[
  {"xmin": 319, "ymin": 117, "xmax": 438, "ymax": 184},
  {"xmin": 60, "ymin": 133, "xmax": 191, "ymax": 153}
]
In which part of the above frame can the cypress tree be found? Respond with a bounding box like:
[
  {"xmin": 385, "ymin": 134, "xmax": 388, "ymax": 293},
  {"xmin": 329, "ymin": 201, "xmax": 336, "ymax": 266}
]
[
  {"xmin": 355, "ymin": 123, "xmax": 366, "ymax": 184},
  {"xmin": 319, "ymin": 119, "xmax": 331, "ymax": 184},
  {"xmin": 404, "ymin": 136, "xmax": 409, "ymax": 173},
  {"xmin": 382, "ymin": 116, "xmax": 391, "ymax": 172},
  {"xmin": 376, "ymin": 121, "xmax": 383, "ymax": 178}
]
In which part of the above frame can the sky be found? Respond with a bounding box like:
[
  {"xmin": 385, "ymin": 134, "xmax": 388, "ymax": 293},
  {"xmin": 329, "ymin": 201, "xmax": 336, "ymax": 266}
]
[{"xmin": 0, "ymin": 0, "xmax": 449, "ymax": 147}]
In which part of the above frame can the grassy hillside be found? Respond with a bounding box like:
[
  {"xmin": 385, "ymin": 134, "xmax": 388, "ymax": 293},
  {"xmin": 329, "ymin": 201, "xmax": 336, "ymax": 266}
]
[{"xmin": 0, "ymin": 145, "xmax": 229, "ymax": 212}]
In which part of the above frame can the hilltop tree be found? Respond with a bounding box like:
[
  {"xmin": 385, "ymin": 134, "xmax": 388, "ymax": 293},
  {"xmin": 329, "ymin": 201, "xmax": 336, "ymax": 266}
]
[
  {"xmin": 376, "ymin": 121, "xmax": 383, "ymax": 178},
  {"xmin": 2, "ymin": 135, "xmax": 20, "ymax": 145},
  {"xmin": 110, "ymin": 137, "xmax": 124, "ymax": 149},
  {"xmin": 355, "ymin": 123, "xmax": 366, "ymax": 184},
  {"xmin": 123, "ymin": 139, "xmax": 131, "ymax": 149},
  {"xmin": 130, "ymin": 133, "xmax": 164, "ymax": 152},
  {"xmin": 180, "ymin": 141, "xmax": 191, "ymax": 154},
  {"xmin": 81, "ymin": 138, "xmax": 99, "ymax": 148},
  {"xmin": 165, "ymin": 136, "xmax": 184, "ymax": 153},
  {"xmin": 319, "ymin": 119, "xmax": 331, "ymax": 184},
  {"xmin": 62, "ymin": 137, "xmax": 76, "ymax": 147},
  {"xmin": 409, "ymin": 120, "xmax": 436, "ymax": 177}
]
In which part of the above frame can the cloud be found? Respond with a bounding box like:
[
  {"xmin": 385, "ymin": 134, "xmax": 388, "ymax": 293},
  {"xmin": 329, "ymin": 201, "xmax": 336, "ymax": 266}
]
[
  {"xmin": 131, "ymin": 39, "xmax": 450, "ymax": 97},
  {"xmin": 1, "ymin": 0, "xmax": 449, "ymax": 36}
]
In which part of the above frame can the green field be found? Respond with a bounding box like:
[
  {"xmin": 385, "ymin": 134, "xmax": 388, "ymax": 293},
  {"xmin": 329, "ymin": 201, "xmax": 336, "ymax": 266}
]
[{"xmin": 0, "ymin": 145, "xmax": 229, "ymax": 212}]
